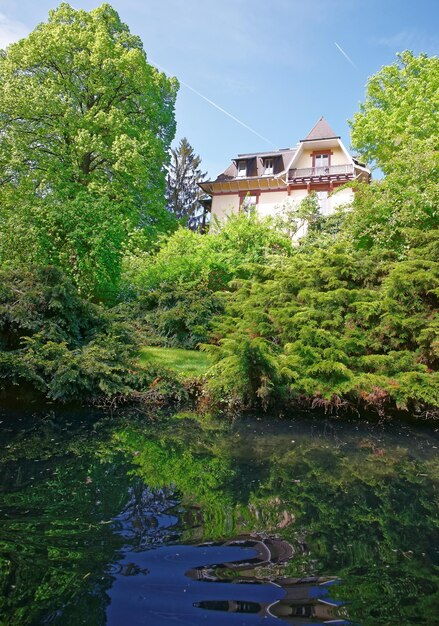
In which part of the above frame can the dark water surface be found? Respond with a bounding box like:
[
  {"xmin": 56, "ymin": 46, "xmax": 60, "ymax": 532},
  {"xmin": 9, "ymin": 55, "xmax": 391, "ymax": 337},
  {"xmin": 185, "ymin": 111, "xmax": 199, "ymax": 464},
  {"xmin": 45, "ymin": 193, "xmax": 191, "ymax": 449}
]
[{"xmin": 0, "ymin": 405, "xmax": 438, "ymax": 625}]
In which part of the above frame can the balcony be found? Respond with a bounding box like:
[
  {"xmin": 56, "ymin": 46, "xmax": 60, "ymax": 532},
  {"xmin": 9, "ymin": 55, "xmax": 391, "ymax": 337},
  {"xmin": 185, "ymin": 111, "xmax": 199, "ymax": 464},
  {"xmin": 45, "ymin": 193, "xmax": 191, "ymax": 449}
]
[{"xmin": 288, "ymin": 164, "xmax": 355, "ymax": 183}]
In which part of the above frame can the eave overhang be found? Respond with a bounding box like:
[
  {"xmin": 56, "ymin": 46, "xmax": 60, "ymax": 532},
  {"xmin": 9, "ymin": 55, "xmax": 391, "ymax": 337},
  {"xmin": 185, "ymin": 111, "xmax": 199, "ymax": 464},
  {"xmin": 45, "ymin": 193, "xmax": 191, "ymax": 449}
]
[
  {"xmin": 299, "ymin": 137, "xmax": 341, "ymax": 150},
  {"xmin": 198, "ymin": 176, "xmax": 288, "ymax": 196}
]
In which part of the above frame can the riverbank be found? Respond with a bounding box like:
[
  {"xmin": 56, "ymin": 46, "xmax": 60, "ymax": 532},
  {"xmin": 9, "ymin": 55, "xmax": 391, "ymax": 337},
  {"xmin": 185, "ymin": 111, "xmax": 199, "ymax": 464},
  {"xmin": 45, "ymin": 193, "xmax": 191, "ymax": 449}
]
[
  {"xmin": 2, "ymin": 371, "xmax": 437, "ymax": 426},
  {"xmin": 1, "ymin": 328, "xmax": 437, "ymax": 424}
]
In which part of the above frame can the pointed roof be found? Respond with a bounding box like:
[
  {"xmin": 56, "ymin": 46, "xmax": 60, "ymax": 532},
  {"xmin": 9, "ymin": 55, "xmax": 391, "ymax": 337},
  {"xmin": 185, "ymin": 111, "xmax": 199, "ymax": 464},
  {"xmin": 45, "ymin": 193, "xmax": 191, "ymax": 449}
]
[{"xmin": 301, "ymin": 117, "xmax": 340, "ymax": 142}]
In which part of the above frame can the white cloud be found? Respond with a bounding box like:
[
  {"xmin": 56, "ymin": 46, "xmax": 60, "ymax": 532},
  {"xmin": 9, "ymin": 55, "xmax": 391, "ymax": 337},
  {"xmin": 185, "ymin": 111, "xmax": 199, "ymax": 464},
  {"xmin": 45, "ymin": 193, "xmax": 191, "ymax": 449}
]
[
  {"xmin": 376, "ymin": 31, "xmax": 416, "ymax": 48},
  {"xmin": 0, "ymin": 13, "xmax": 29, "ymax": 49},
  {"xmin": 373, "ymin": 29, "xmax": 439, "ymax": 56}
]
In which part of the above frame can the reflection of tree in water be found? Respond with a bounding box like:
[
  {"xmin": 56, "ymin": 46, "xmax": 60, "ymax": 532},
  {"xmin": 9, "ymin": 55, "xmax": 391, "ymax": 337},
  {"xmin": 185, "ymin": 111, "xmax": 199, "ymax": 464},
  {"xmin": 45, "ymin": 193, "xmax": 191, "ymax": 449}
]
[
  {"xmin": 0, "ymin": 449, "xmax": 128, "ymax": 625},
  {"xmin": 120, "ymin": 417, "xmax": 439, "ymax": 625},
  {"xmin": 0, "ymin": 411, "xmax": 438, "ymax": 626}
]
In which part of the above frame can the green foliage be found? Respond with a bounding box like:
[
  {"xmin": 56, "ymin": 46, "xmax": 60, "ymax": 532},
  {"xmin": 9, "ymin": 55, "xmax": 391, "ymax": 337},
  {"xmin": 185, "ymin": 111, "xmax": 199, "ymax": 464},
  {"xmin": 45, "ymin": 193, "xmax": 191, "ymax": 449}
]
[
  {"xmin": 204, "ymin": 229, "xmax": 439, "ymax": 413},
  {"xmin": 0, "ymin": 193, "xmax": 130, "ymax": 301},
  {"xmin": 275, "ymin": 191, "xmax": 322, "ymax": 240},
  {"xmin": 0, "ymin": 266, "xmax": 138, "ymax": 401},
  {"xmin": 122, "ymin": 212, "xmax": 293, "ymax": 348},
  {"xmin": 350, "ymin": 51, "xmax": 439, "ymax": 172},
  {"xmin": 125, "ymin": 210, "xmax": 292, "ymax": 292},
  {"xmin": 0, "ymin": 3, "xmax": 178, "ymax": 299},
  {"xmin": 0, "ymin": 266, "xmax": 192, "ymax": 404},
  {"xmin": 345, "ymin": 141, "xmax": 438, "ymax": 253},
  {"xmin": 0, "ymin": 266, "xmax": 103, "ymax": 351},
  {"xmin": 135, "ymin": 280, "xmax": 223, "ymax": 348}
]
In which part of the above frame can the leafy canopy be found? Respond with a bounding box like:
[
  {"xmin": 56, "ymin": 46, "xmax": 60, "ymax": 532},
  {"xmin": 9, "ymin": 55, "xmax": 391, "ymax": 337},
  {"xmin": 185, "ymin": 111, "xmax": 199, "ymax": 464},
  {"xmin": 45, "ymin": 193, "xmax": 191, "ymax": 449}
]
[
  {"xmin": 350, "ymin": 51, "xmax": 439, "ymax": 172},
  {"xmin": 344, "ymin": 139, "xmax": 438, "ymax": 253},
  {"xmin": 0, "ymin": 3, "xmax": 178, "ymax": 299},
  {"xmin": 122, "ymin": 212, "xmax": 293, "ymax": 348}
]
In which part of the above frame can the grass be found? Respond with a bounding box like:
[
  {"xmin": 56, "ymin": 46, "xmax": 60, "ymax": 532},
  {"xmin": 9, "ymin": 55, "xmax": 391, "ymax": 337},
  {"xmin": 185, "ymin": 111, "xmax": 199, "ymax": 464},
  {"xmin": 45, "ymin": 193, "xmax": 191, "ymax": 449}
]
[{"xmin": 139, "ymin": 346, "xmax": 212, "ymax": 378}]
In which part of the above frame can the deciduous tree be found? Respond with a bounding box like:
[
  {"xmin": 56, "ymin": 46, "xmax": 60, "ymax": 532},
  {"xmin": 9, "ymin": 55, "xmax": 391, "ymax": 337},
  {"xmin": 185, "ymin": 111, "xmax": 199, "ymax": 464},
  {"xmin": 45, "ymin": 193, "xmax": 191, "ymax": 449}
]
[
  {"xmin": 0, "ymin": 2, "xmax": 178, "ymax": 299},
  {"xmin": 349, "ymin": 51, "xmax": 439, "ymax": 172}
]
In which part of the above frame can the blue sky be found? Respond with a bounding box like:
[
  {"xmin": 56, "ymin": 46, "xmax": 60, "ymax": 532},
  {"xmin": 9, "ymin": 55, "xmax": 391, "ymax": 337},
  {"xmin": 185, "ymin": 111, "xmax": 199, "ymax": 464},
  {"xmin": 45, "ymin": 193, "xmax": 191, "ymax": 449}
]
[{"xmin": 0, "ymin": 0, "xmax": 438, "ymax": 178}]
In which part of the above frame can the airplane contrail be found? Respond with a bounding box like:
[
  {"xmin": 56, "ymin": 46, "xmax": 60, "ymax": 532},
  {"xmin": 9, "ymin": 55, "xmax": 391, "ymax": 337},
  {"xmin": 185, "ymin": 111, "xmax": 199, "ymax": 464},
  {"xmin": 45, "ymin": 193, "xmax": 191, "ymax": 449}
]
[
  {"xmin": 334, "ymin": 42, "xmax": 358, "ymax": 70},
  {"xmin": 150, "ymin": 59, "xmax": 279, "ymax": 150}
]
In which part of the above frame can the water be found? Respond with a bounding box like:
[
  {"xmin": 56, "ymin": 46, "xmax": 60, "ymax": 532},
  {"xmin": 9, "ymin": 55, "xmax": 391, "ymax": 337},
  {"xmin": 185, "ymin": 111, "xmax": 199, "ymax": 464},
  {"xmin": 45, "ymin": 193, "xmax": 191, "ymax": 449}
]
[{"xmin": 0, "ymin": 405, "xmax": 438, "ymax": 625}]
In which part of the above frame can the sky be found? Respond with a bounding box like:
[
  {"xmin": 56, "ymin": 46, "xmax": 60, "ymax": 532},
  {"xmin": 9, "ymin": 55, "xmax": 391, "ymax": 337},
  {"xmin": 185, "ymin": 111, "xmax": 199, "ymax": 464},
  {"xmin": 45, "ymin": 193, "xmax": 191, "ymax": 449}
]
[{"xmin": 0, "ymin": 0, "xmax": 438, "ymax": 179}]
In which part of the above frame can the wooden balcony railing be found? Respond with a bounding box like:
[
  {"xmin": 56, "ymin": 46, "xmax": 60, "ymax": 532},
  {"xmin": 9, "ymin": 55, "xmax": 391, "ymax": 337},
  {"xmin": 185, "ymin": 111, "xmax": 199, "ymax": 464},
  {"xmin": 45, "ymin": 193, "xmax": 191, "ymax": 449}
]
[{"xmin": 289, "ymin": 164, "xmax": 355, "ymax": 182}]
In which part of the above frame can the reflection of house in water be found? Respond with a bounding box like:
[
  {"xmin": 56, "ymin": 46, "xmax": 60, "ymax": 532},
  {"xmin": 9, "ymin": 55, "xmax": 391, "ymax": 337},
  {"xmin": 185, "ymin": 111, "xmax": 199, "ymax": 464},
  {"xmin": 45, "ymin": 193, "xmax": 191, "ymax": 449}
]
[
  {"xmin": 188, "ymin": 535, "xmax": 350, "ymax": 625},
  {"xmin": 194, "ymin": 577, "xmax": 347, "ymax": 624},
  {"xmin": 108, "ymin": 494, "xmax": 350, "ymax": 626},
  {"xmin": 267, "ymin": 577, "xmax": 347, "ymax": 624},
  {"xmin": 191, "ymin": 535, "xmax": 294, "ymax": 573}
]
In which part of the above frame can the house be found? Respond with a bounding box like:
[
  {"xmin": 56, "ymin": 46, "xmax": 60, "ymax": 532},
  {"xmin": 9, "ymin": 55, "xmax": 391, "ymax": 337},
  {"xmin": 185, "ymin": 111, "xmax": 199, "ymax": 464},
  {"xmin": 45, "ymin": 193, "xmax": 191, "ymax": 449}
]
[{"xmin": 199, "ymin": 117, "xmax": 370, "ymax": 233}]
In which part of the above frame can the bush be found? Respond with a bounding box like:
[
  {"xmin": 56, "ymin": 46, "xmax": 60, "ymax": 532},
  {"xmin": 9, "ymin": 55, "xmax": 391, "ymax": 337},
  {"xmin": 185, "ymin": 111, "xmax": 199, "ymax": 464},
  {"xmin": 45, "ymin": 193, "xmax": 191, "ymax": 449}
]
[
  {"xmin": 204, "ymin": 232, "xmax": 439, "ymax": 415},
  {"xmin": 0, "ymin": 266, "xmax": 137, "ymax": 402},
  {"xmin": 121, "ymin": 212, "xmax": 293, "ymax": 347}
]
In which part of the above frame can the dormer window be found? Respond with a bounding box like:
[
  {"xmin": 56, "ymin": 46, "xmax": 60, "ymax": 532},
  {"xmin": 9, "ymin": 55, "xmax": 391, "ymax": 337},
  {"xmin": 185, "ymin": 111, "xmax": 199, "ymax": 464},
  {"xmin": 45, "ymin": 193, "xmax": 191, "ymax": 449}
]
[
  {"xmin": 263, "ymin": 158, "xmax": 274, "ymax": 175},
  {"xmin": 313, "ymin": 152, "xmax": 331, "ymax": 171},
  {"xmin": 315, "ymin": 154, "xmax": 329, "ymax": 168},
  {"xmin": 237, "ymin": 160, "xmax": 247, "ymax": 177}
]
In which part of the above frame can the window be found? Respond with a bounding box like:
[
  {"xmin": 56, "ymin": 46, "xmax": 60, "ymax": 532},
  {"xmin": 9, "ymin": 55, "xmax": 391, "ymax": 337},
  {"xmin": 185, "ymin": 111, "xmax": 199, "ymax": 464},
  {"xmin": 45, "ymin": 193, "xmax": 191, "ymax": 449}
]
[
  {"xmin": 241, "ymin": 194, "xmax": 257, "ymax": 212},
  {"xmin": 316, "ymin": 191, "xmax": 329, "ymax": 214},
  {"xmin": 263, "ymin": 158, "xmax": 274, "ymax": 175},
  {"xmin": 292, "ymin": 606, "xmax": 312, "ymax": 618},
  {"xmin": 237, "ymin": 160, "xmax": 247, "ymax": 177},
  {"xmin": 314, "ymin": 154, "xmax": 329, "ymax": 169}
]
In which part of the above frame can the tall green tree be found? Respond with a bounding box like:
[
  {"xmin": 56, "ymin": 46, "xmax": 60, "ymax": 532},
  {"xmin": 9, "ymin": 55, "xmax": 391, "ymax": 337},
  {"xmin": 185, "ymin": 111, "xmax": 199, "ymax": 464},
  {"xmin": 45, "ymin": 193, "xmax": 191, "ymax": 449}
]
[
  {"xmin": 350, "ymin": 51, "xmax": 439, "ymax": 173},
  {"xmin": 165, "ymin": 137, "xmax": 208, "ymax": 230},
  {"xmin": 0, "ymin": 2, "xmax": 178, "ymax": 299}
]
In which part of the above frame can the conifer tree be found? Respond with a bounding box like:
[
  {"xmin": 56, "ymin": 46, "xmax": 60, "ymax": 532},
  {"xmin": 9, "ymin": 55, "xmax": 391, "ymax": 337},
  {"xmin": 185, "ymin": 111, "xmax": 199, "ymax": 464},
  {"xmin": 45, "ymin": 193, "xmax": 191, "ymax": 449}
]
[{"xmin": 166, "ymin": 137, "xmax": 208, "ymax": 230}]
